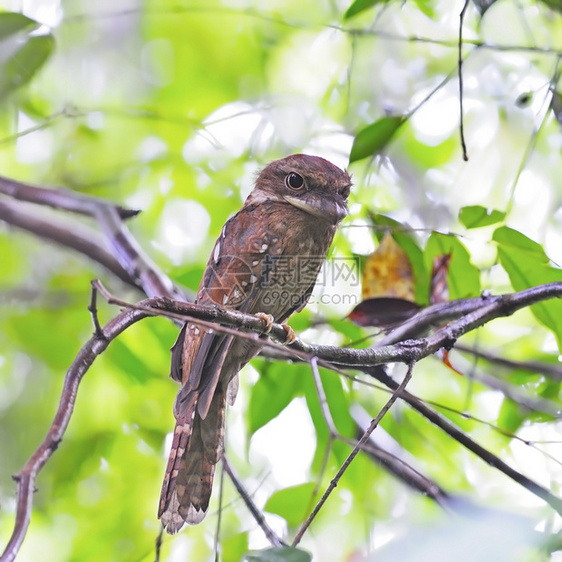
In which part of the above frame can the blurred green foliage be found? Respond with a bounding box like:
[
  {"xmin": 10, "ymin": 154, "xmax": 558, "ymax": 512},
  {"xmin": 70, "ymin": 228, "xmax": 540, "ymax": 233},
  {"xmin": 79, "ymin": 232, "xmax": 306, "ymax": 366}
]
[{"xmin": 1, "ymin": 1, "xmax": 562, "ymax": 561}]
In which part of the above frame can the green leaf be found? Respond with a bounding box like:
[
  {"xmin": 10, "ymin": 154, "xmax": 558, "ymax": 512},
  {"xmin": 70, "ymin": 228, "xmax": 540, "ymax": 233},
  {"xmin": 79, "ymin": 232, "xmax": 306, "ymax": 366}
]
[
  {"xmin": 0, "ymin": 12, "xmax": 37, "ymax": 39},
  {"xmin": 412, "ymin": 0, "xmax": 436, "ymax": 17},
  {"xmin": 497, "ymin": 398, "xmax": 526, "ymax": 436},
  {"xmin": 344, "ymin": 0, "xmax": 387, "ymax": 19},
  {"xmin": 459, "ymin": 205, "xmax": 506, "ymax": 229},
  {"xmin": 424, "ymin": 233, "xmax": 481, "ymax": 299},
  {"xmin": 7, "ymin": 308, "xmax": 88, "ymax": 370},
  {"xmin": 244, "ymin": 546, "xmax": 312, "ymax": 562},
  {"xmin": 264, "ymin": 483, "xmax": 316, "ymax": 527},
  {"xmin": 493, "ymin": 226, "xmax": 562, "ymax": 351},
  {"xmin": 0, "ymin": 13, "xmax": 55, "ymax": 97},
  {"xmin": 493, "ymin": 226, "xmax": 548, "ymax": 261},
  {"xmin": 248, "ymin": 362, "xmax": 305, "ymax": 436},
  {"xmin": 349, "ymin": 116, "xmax": 405, "ymax": 163},
  {"xmin": 327, "ymin": 317, "xmax": 367, "ymax": 342},
  {"xmin": 224, "ymin": 532, "xmax": 249, "ymax": 562}
]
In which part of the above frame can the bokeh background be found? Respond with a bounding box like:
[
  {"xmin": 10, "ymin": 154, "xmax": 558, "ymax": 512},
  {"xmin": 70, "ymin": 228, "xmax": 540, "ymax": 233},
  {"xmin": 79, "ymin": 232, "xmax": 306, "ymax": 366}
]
[{"xmin": 1, "ymin": 0, "xmax": 562, "ymax": 560}]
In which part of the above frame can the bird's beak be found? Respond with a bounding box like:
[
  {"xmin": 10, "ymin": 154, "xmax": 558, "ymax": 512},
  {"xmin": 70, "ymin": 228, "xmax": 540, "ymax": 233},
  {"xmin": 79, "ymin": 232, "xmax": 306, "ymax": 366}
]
[{"xmin": 283, "ymin": 193, "xmax": 348, "ymax": 225}]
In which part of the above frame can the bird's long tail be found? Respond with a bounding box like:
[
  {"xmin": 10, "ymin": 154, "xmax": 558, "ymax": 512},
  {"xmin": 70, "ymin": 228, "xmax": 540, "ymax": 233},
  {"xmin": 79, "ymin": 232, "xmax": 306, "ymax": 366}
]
[{"xmin": 158, "ymin": 386, "xmax": 227, "ymax": 534}]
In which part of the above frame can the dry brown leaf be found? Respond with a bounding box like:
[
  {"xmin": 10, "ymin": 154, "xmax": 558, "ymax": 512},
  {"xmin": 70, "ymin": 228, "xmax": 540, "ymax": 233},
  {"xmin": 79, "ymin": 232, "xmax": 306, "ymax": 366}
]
[
  {"xmin": 348, "ymin": 297, "xmax": 420, "ymax": 327},
  {"xmin": 430, "ymin": 254, "xmax": 451, "ymax": 305},
  {"xmin": 362, "ymin": 232, "xmax": 415, "ymax": 301}
]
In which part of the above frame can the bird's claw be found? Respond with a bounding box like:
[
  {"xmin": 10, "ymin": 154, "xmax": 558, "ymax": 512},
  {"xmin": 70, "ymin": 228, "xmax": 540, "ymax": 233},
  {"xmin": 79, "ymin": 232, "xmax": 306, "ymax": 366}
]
[
  {"xmin": 255, "ymin": 313, "xmax": 296, "ymax": 345},
  {"xmin": 281, "ymin": 324, "xmax": 296, "ymax": 345},
  {"xmin": 256, "ymin": 312, "xmax": 274, "ymax": 334}
]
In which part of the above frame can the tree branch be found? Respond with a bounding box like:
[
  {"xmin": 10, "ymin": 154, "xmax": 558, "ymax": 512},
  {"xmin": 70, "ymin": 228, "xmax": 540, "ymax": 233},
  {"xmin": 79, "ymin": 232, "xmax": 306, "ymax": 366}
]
[
  {"xmin": 0, "ymin": 175, "xmax": 187, "ymax": 300},
  {"xmin": 366, "ymin": 367, "xmax": 562, "ymax": 515},
  {"xmin": 465, "ymin": 368, "xmax": 560, "ymax": 416},
  {"xmin": 0, "ymin": 174, "xmax": 138, "ymax": 219},
  {"xmin": 455, "ymin": 343, "xmax": 562, "ymax": 381},
  {"xmin": 222, "ymin": 455, "xmax": 287, "ymax": 548},
  {"xmin": 458, "ymin": 0, "xmax": 470, "ymax": 161},
  {"xmin": 0, "ymin": 307, "xmax": 149, "ymax": 562},
  {"xmin": 94, "ymin": 282, "xmax": 562, "ymax": 369},
  {"xmin": 0, "ymin": 199, "xmax": 138, "ymax": 288},
  {"xmin": 350, "ymin": 405, "xmax": 460, "ymax": 509}
]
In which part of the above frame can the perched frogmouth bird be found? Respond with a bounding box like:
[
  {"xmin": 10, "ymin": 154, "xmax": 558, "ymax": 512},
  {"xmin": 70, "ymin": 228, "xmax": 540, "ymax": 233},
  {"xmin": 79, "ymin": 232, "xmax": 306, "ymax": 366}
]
[{"xmin": 159, "ymin": 154, "xmax": 351, "ymax": 533}]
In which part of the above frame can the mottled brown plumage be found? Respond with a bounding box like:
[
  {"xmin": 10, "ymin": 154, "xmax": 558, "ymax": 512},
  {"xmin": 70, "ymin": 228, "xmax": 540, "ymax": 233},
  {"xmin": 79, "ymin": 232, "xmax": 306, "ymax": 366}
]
[{"xmin": 159, "ymin": 154, "xmax": 351, "ymax": 533}]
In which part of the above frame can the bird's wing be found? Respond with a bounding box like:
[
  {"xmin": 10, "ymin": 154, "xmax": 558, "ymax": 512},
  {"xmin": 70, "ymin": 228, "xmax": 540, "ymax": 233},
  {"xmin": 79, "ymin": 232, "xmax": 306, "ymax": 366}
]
[{"xmin": 172, "ymin": 205, "xmax": 287, "ymax": 420}]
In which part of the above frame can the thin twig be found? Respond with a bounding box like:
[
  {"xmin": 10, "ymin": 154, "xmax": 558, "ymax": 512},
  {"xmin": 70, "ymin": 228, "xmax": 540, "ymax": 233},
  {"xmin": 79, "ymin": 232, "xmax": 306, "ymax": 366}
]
[
  {"xmin": 458, "ymin": 0, "xmax": 470, "ymax": 161},
  {"xmin": 308, "ymin": 357, "xmax": 338, "ymax": 502},
  {"xmin": 88, "ymin": 282, "xmax": 106, "ymax": 339},
  {"xmin": 309, "ymin": 357, "xmax": 338, "ymax": 437},
  {"xmin": 367, "ymin": 367, "xmax": 562, "ymax": 515},
  {"xmin": 426, "ymin": 398, "xmax": 562, "ymax": 469},
  {"xmin": 303, "ymin": 401, "xmax": 458, "ymax": 509},
  {"xmin": 292, "ymin": 363, "xmax": 415, "ymax": 546},
  {"xmin": 222, "ymin": 455, "xmax": 286, "ymax": 548},
  {"xmin": 505, "ymin": 58, "xmax": 562, "ymax": 217},
  {"xmin": 455, "ymin": 343, "xmax": 562, "ymax": 381},
  {"xmin": 341, "ymin": 26, "xmax": 562, "ymax": 56},
  {"xmin": 341, "ymin": 417, "xmax": 455, "ymax": 509},
  {"xmin": 0, "ymin": 176, "xmax": 186, "ymax": 300},
  {"xmin": 311, "ymin": 365, "xmax": 562, "ymax": 500},
  {"xmin": 318, "ymin": 366, "xmax": 562, "ymax": 488},
  {"xmin": 0, "ymin": 109, "xmax": 67, "ymax": 146},
  {"xmin": 87, "ymin": 284, "xmax": 562, "ymax": 519},
  {"xmin": 0, "ymin": 199, "xmax": 138, "ymax": 287},
  {"xmin": 465, "ymin": 368, "xmax": 561, "ymax": 416},
  {"xmin": 214, "ymin": 462, "xmax": 226, "ymax": 561},
  {"xmin": 154, "ymin": 527, "xmax": 163, "ymax": 562}
]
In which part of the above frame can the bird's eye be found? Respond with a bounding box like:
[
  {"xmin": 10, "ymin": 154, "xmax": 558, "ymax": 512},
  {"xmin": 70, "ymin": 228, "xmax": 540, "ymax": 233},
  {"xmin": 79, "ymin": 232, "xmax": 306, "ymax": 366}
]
[{"xmin": 285, "ymin": 172, "xmax": 304, "ymax": 191}]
